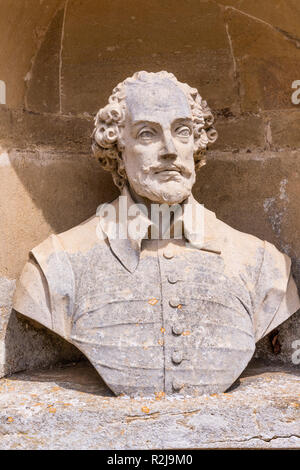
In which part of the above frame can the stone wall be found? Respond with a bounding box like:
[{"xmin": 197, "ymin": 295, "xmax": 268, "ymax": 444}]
[{"xmin": 0, "ymin": 0, "xmax": 300, "ymax": 376}]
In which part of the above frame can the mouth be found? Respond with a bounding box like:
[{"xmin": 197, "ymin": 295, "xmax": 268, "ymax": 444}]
[
  {"xmin": 154, "ymin": 168, "xmax": 182, "ymax": 175},
  {"xmin": 153, "ymin": 169, "xmax": 183, "ymax": 182}
]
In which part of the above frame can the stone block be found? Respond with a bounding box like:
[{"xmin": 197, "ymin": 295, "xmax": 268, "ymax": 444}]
[
  {"xmin": 0, "ymin": 108, "xmax": 92, "ymax": 153},
  {"xmin": 0, "ymin": 361, "xmax": 298, "ymax": 449},
  {"xmin": 214, "ymin": 114, "xmax": 265, "ymax": 151},
  {"xmin": 267, "ymin": 110, "xmax": 300, "ymax": 150}
]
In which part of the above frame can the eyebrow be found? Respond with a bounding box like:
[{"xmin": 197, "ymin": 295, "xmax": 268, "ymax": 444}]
[{"xmin": 132, "ymin": 117, "xmax": 193, "ymax": 126}]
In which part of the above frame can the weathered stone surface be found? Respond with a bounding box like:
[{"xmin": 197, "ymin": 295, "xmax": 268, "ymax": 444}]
[
  {"xmin": 214, "ymin": 114, "xmax": 266, "ymax": 151},
  {"xmin": 0, "ymin": 0, "xmax": 64, "ymax": 108},
  {"xmin": 217, "ymin": 0, "xmax": 300, "ymax": 40},
  {"xmin": 224, "ymin": 5, "xmax": 300, "ymax": 112},
  {"xmin": 25, "ymin": 8, "xmax": 65, "ymax": 114},
  {"xmin": 0, "ymin": 361, "xmax": 298, "ymax": 449},
  {"xmin": 60, "ymin": 0, "xmax": 238, "ymax": 114},
  {"xmin": 0, "ymin": 151, "xmax": 117, "ymax": 280},
  {"xmin": 267, "ymin": 110, "xmax": 300, "ymax": 150},
  {"xmin": 0, "ymin": 108, "xmax": 92, "ymax": 153},
  {"xmin": 197, "ymin": 151, "xmax": 300, "ymax": 263}
]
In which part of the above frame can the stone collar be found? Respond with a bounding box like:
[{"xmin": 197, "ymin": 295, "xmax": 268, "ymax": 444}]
[{"xmin": 98, "ymin": 185, "xmax": 222, "ymax": 272}]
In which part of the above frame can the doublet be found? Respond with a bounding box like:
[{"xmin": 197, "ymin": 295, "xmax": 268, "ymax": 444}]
[{"xmin": 13, "ymin": 190, "xmax": 300, "ymax": 396}]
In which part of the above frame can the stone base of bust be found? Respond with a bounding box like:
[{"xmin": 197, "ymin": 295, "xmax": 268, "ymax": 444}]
[{"xmin": 0, "ymin": 360, "xmax": 299, "ymax": 449}]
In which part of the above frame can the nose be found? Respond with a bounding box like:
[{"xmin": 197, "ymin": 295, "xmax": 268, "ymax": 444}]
[{"xmin": 159, "ymin": 130, "xmax": 177, "ymax": 159}]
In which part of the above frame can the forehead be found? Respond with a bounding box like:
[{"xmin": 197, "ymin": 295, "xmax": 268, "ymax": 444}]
[{"xmin": 125, "ymin": 78, "xmax": 192, "ymax": 124}]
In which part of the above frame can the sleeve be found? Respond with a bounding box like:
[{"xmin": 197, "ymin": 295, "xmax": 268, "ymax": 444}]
[
  {"xmin": 13, "ymin": 234, "xmax": 75, "ymax": 339},
  {"xmin": 253, "ymin": 240, "xmax": 300, "ymax": 342},
  {"xmin": 13, "ymin": 258, "xmax": 53, "ymax": 330}
]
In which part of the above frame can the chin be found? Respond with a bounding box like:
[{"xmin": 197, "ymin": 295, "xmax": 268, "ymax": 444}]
[{"xmin": 130, "ymin": 176, "xmax": 194, "ymax": 205}]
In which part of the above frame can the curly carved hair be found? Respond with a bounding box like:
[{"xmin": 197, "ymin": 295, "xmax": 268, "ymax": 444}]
[{"xmin": 92, "ymin": 71, "xmax": 218, "ymax": 190}]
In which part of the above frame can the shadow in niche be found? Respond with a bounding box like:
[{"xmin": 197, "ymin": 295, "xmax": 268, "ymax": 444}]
[
  {"xmin": 5, "ymin": 311, "xmax": 113, "ymax": 397},
  {"xmin": 243, "ymin": 357, "xmax": 300, "ymax": 378},
  {"xmin": 8, "ymin": 361, "xmax": 114, "ymax": 397},
  {"xmin": 7, "ymin": 3, "xmax": 117, "ymax": 233},
  {"xmin": 9, "ymin": 153, "xmax": 119, "ymax": 235},
  {"xmin": 225, "ymin": 356, "xmax": 300, "ymax": 394}
]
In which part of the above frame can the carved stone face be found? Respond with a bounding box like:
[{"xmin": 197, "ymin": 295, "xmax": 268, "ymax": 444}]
[{"xmin": 121, "ymin": 77, "xmax": 196, "ymax": 204}]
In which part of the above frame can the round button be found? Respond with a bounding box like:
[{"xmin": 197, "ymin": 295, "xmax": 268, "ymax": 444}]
[
  {"xmin": 172, "ymin": 379, "xmax": 184, "ymax": 392},
  {"xmin": 169, "ymin": 298, "xmax": 181, "ymax": 308},
  {"xmin": 163, "ymin": 250, "xmax": 174, "ymax": 259},
  {"xmin": 167, "ymin": 273, "xmax": 179, "ymax": 284},
  {"xmin": 172, "ymin": 324, "xmax": 184, "ymax": 335},
  {"xmin": 172, "ymin": 350, "xmax": 183, "ymax": 364}
]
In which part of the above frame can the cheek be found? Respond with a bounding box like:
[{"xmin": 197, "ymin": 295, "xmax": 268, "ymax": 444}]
[
  {"xmin": 124, "ymin": 144, "xmax": 158, "ymax": 171},
  {"xmin": 122, "ymin": 144, "xmax": 139, "ymax": 170},
  {"xmin": 177, "ymin": 141, "xmax": 194, "ymax": 161}
]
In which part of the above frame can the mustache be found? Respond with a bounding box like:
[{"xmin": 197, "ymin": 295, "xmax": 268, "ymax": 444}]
[{"xmin": 144, "ymin": 163, "xmax": 192, "ymax": 177}]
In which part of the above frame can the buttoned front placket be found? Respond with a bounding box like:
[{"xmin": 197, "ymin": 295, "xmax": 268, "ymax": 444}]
[{"xmin": 157, "ymin": 238, "xmax": 188, "ymax": 394}]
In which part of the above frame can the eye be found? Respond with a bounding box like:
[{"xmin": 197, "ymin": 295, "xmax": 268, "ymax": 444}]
[
  {"xmin": 175, "ymin": 126, "xmax": 191, "ymax": 137},
  {"xmin": 137, "ymin": 128, "xmax": 156, "ymax": 140}
]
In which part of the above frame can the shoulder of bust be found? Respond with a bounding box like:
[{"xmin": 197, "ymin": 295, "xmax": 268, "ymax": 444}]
[
  {"xmin": 57, "ymin": 215, "xmax": 103, "ymax": 253},
  {"xmin": 212, "ymin": 214, "xmax": 266, "ymax": 268},
  {"xmin": 32, "ymin": 215, "xmax": 105, "ymax": 260}
]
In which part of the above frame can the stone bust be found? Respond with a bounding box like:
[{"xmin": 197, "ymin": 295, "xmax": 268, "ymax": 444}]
[{"xmin": 13, "ymin": 71, "xmax": 300, "ymax": 397}]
